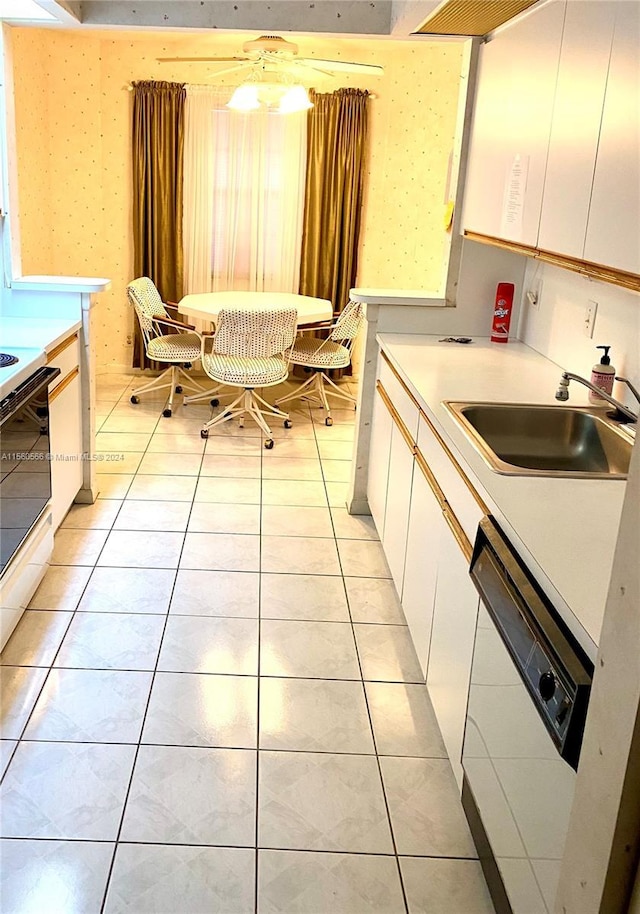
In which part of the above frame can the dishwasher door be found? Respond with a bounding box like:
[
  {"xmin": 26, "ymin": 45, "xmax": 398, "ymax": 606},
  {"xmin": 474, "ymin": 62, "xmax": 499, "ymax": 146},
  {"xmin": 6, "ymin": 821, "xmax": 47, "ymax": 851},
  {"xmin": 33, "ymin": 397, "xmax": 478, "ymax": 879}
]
[{"xmin": 462, "ymin": 517, "xmax": 593, "ymax": 914}]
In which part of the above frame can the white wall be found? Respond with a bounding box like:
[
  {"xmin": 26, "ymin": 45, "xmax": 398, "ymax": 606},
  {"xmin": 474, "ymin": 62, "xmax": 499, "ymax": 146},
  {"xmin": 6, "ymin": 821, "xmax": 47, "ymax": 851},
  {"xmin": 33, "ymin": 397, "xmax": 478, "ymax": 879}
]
[{"xmin": 518, "ymin": 260, "xmax": 640, "ymax": 412}]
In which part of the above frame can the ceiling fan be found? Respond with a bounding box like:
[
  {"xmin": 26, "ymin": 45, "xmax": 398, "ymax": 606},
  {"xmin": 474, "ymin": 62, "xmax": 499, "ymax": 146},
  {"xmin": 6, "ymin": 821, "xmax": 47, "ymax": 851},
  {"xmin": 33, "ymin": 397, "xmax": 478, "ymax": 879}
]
[{"xmin": 156, "ymin": 35, "xmax": 384, "ymax": 80}]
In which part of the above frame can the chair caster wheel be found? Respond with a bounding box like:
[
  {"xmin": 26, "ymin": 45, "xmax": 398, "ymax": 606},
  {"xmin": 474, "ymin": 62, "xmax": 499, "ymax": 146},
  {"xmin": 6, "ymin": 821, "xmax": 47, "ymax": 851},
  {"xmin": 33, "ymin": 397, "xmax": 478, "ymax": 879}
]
[
  {"xmin": 200, "ymin": 429, "xmax": 209, "ymax": 439},
  {"xmin": 264, "ymin": 439, "xmax": 274, "ymax": 449},
  {"xmin": 210, "ymin": 399, "xmax": 219, "ymax": 408},
  {"xmin": 224, "ymin": 411, "xmax": 232, "ymax": 418},
  {"xmin": 130, "ymin": 395, "xmax": 140, "ymax": 404},
  {"xmin": 325, "ymin": 417, "xmax": 333, "ymax": 426},
  {"xmin": 175, "ymin": 385, "xmax": 183, "ymax": 394},
  {"xmin": 284, "ymin": 419, "xmax": 292, "ymax": 429},
  {"xmin": 163, "ymin": 408, "xmax": 172, "ymax": 418}
]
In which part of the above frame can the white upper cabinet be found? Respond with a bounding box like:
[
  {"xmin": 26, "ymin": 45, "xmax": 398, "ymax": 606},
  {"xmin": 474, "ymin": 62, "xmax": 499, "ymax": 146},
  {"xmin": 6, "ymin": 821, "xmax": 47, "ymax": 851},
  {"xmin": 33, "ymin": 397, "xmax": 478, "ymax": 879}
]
[
  {"xmin": 584, "ymin": 2, "xmax": 640, "ymax": 275},
  {"xmin": 538, "ymin": 2, "xmax": 616, "ymax": 258},
  {"xmin": 462, "ymin": 0, "xmax": 565, "ymax": 246}
]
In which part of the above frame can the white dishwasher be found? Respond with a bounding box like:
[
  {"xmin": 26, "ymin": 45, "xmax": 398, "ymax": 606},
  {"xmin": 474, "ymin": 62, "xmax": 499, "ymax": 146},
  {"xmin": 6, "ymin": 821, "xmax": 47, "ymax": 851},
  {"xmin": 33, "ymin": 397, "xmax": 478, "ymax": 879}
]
[{"xmin": 462, "ymin": 516, "xmax": 593, "ymax": 914}]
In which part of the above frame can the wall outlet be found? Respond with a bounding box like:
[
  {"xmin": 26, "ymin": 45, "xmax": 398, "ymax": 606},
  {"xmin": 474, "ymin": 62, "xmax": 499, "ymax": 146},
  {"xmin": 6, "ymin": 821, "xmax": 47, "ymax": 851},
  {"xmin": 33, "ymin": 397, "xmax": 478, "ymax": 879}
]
[
  {"xmin": 584, "ymin": 300, "xmax": 598, "ymax": 338},
  {"xmin": 126, "ymin": 334, "xmax": 133, "ymax": 346}
]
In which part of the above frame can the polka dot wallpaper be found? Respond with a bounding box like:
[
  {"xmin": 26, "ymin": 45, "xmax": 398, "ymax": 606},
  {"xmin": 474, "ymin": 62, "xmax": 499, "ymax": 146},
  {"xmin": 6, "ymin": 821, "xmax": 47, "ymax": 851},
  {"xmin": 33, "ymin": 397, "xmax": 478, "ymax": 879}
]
[{"xmin": 10, "ymin": 28, "xmax": 463, "ymax": 371}]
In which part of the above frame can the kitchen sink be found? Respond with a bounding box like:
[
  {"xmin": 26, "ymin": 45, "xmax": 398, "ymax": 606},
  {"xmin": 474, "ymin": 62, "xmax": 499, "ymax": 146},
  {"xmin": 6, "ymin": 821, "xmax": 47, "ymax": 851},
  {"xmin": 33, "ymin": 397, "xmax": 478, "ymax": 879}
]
[{"xmin": 443, "ymin": 402, "xmax": 634, "ymax": 478}]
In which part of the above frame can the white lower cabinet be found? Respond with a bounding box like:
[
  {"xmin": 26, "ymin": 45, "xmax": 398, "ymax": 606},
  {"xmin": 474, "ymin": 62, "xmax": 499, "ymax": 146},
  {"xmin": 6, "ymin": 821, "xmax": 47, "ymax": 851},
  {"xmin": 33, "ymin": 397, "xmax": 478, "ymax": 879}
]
[
  {"xmin": 367, "ymin": 384, "xmax": 393, "ymax": 538},
  {"xmin": 401, "ymin": 462, "xmax": 443, "ymax": 677},
  {"xmin": 49, "ymin": 372, "xmax": 83, "ymax": 530},
  {"xmin": 426, "ymin": 525, "xmax": 480, "ymax": 789},
  {"xmin": 382, "ymin": 424, "xmax": 415, "ymax": 595}
]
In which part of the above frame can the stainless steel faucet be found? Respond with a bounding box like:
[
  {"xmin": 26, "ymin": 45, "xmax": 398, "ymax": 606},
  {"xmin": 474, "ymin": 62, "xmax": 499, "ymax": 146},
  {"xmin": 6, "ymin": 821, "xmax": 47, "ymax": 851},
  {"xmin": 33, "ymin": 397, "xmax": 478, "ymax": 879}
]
[
  {"xmin": 555, "ymin": 372, "xmax": 638, "ymax": 424},
  {"xmin": 615, "ymin": 376, "xmax": 640, "ymax": 408}
]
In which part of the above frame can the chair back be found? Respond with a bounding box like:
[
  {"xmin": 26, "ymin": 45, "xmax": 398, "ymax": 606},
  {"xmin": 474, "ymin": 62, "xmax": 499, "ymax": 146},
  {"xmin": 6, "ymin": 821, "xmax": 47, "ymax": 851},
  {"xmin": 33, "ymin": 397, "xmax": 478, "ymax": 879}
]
[
  {"xmin": 127, "ymin": 277, "xmax": 169, "ymax": 348},
  {"xmin": 213, "ymin": 307, "xmax": 298, "ymax": 359},
  {"xmin": 330, "ymin": 299, "xmax": 364, "ymax": 345}
]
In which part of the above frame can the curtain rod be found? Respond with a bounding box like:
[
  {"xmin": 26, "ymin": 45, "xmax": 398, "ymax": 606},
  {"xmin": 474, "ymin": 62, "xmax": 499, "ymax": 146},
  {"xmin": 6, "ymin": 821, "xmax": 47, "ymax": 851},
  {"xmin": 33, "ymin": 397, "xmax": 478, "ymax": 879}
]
[{"xmin": 124, "ymin": 83, "xmax": 377, "ymax": 98}]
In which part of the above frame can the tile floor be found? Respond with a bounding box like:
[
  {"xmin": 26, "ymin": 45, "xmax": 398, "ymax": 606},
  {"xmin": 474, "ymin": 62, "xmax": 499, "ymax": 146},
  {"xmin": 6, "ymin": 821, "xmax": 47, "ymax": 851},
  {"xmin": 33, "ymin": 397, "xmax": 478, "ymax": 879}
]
[{"xmin": 0, "ymin": 373, "xmax": 495, "ymax": 914}]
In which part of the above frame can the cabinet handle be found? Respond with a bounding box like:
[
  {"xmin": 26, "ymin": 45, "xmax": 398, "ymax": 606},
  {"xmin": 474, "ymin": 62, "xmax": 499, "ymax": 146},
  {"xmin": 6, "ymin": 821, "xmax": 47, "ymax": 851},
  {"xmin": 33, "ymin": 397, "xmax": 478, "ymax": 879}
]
[
  {"xmin": 46, "ymin": 334, "xmax": 79, "ymax": 363},
  {"xmin": 49, "ymin": 366, "xmax": 79, "ymax": 402},
  {"xmin": 376, "ymin": 381, "xmax": 415, "ymax": 452},
  {"xmin": 442, "ymin": 502, "xmax": 473, "ymax": 562}
]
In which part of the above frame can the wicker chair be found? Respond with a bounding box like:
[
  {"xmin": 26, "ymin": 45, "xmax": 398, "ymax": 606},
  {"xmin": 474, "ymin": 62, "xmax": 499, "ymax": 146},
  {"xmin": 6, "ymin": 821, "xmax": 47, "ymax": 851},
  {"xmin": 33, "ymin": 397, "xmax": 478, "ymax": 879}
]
[
  {"xmin": 199, "ymin": 306, "xmax": 298, "ymax": 448},
  {"xmin": 275, "ymin": 298, "xmax": 364, "ymax": 426},
  {"xmin": 127, "ymin": 277, "xmax": 216, "ymax": 418}
]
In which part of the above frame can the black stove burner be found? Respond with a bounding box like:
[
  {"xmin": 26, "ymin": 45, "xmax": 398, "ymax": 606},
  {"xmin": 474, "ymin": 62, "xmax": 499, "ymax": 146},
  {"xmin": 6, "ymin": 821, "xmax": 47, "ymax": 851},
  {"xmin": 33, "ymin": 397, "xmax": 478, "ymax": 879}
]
[{"xmin": 0, "ymin": 353, "xmax": 19, "ymax": 368}]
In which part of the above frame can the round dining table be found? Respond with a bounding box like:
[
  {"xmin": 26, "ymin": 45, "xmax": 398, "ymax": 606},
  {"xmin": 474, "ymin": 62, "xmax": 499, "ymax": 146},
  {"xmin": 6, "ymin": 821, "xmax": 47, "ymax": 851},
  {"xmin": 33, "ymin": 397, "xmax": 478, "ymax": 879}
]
[{"xmin": 179, "ymin": 291, "xmax": 333, "ymax": 327}]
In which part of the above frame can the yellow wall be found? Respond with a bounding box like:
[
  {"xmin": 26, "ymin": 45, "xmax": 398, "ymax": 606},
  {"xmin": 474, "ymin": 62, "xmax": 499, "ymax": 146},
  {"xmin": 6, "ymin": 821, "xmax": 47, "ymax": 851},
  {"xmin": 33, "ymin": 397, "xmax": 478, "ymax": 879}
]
[{"xmin": 10, "ymin": 27, "xmax": 462, "ymax": 371}]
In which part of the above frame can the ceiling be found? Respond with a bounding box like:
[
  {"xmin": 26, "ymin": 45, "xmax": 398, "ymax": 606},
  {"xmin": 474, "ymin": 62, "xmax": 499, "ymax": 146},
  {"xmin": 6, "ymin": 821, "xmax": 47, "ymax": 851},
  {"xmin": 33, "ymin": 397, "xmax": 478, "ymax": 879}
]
[{"xmin": 3, "ymin": 0, "xmax": 545, "ymax": 38}]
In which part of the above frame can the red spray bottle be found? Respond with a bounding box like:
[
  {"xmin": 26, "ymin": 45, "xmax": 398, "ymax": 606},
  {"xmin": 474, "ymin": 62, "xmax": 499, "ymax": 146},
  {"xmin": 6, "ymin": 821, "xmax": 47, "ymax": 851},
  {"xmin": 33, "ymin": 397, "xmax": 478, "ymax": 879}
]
[{"xmin": 491, "ymin": 283, "xmax": 515, "ymax": 343}]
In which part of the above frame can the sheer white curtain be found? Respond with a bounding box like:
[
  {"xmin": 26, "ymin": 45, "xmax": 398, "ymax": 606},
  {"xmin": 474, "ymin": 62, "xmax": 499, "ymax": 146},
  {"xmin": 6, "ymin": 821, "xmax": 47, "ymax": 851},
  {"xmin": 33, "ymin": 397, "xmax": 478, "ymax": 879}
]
[{"xmin": 183, "ymin": 85, "xmax": 307, "ymax": 296}]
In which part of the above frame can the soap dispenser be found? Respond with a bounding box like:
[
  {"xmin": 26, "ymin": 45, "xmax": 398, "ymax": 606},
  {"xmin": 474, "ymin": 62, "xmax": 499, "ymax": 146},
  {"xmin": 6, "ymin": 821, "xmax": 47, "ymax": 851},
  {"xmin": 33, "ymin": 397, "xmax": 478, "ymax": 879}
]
[{"xmin": 589, "ymin": 345, "xmax": 615, "ymax": 405}]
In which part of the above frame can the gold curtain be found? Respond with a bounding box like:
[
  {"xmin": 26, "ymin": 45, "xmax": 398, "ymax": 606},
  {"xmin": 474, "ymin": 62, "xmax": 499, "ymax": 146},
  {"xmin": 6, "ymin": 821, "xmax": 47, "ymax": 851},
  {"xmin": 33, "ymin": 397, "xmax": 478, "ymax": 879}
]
[
  {"xmin": 131, "ymin": 80, "xmax": 185, "ymax": 368},
  {"xmin": 299, "ymin": 88, "xmax": 370, "ymax": 314}
]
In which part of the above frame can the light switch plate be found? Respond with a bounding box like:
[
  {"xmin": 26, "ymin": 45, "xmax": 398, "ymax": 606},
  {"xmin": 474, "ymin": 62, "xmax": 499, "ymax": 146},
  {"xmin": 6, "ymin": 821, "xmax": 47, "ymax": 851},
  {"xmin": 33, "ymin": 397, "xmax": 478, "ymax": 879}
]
[{"xmin": 584, "ymin": 300, "xmax": 598, "ymax": 338}]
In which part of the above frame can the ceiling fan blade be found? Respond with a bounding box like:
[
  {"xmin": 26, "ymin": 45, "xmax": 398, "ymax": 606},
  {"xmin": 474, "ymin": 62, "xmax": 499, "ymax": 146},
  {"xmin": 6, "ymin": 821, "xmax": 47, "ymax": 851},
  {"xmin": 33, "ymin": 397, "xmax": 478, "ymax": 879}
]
[
  {"xmin": 156, "ymin": 56, "xmax": 249, "ymax": 63},
  {"xmin": 205, "ymin": 62, "xmax": 254, "ymax": 79},
  {"xmin": 299, "ymin": 58, "xmax": 384, "ymax": 76},
  {"xmin": 290, "ymin": 60, "xmax": 337, "ymax": 79}
]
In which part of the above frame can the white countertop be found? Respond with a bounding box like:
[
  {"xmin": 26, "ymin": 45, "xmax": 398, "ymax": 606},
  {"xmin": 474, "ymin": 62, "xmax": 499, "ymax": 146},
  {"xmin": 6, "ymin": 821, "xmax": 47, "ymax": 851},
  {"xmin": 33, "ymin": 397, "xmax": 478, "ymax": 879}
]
[
  {"xmin": 377, "ymin": 334, "xmax": 630, "ymax": 657},
  {"xmin": 0, "ymin": 318, "xmax": 82, "ymax": 397},
  {"xmin": 350, "ymin": 288, "xmax": 446, "ymax": 306},
  {"xmin": 11, "ymin": 275, "xmax": 111, "ymax": 293}
]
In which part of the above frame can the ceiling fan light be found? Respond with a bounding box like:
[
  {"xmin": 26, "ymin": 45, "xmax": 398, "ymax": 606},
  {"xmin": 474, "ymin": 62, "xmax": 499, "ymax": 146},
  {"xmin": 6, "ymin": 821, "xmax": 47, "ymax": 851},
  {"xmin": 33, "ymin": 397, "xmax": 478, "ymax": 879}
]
[
  {"xmin": 278, "ymin": 85, "xmax": 313, "ymax": 114},
  {"xmin": 227, "ymin": 84, "xmax": 260, "ymax": 111}
]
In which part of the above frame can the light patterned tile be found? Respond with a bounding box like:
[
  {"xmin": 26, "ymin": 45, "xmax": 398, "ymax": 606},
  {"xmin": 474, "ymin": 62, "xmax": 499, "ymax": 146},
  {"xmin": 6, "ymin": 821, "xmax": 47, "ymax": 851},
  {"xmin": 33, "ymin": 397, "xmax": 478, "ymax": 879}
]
[
  {"xmin": 260, "ymin": 620, "xmax": 359, "ymax": 680},
  {"xmin": 180, "ymin": 532, "xmax": 260, "ymax": 572},
  {"xmin": 0, "ymin": 666, "xmax": 49, "ymax": 738},
  {"xmin": 97, "ymin": 530, "xmax": 184, "ymax": 569},
  {"xmin": 137, "ymin": 452, "xmax": 203, "ymax": 476},
  {"xmin": 195, "ymin": 476, "xmax": 261, "ymax": 505},
  {"xmin": 0, "ymin": 839, "xmax": 114, "ymax": 914},
  {"xmin": 261, "ymin": 536, "xmax": 340, "ymax": 576},
  {"xmin": 28, "ymin": 566, "xmax": 92, "ymax": 611},
  {"xmin": 258, "ymin": 850, "xmax": 404, "ymax": 914},
  {"xmin": 261, "ymin": 480, "xmax": 327, "ymax": 507},
  {"xmin": 259, "ymin": 751, "xmax": 392, "ymax": 853},
  {"xmin": 61, "ymin": 500, "xmax": 122, "ymax": 530},
  {"xmin": 24, "ymin": 669, "xmax": 153, "ymax": 743},
  {"xmin": 345, "ymin": 578, "xmax": 405, "ymax": 624},
  {"xmin": 96, "ymin": 474, "xmax": 134, "ymax": 499},
  {"xmin": 261, "ymin": 458, "xmax": 322, "ymax": 482},
  {"xmin": 314, "ymin": 423, "xmax": 355, "ymax": 442},
  {"xmin": 113, "ymin": 499, "xmax": 191, "ymax": 532},
  {"xmin": 170, "ymin": 570, "xmax": 259, "ymax": 618},
  {"xmin": 260, "ymin": 678, "xmax": 374, "ymax": 753},
  {"xmin": 95, "ymin": 431, "xmax": 152, "ymax": 452},
  {"xmin": 0, "ymin": 741, "xmax": 17, "ymax": 777},
  {"xmin": 321, "ymin": 459, "xmax": 352, "ymax": 483},
  {"xmin": 313, "ymin": 408, "xmax": 355, "ymax": 427},
  {"xmin": 0, "ymin": 741, "xmax": 136, "ymax": 839},
  {"xmin": 1, "ymin": 612, "xmax": 72, "ymax": 668},
  {"xmin": 205, "ymin": 423, "xmax": 262, "ymax": 440},
  {"xmin": 400, "ymin": 857, "xmax": 495, "ymax": 914},
  {"xmin": 380, "ymin": 756, "xmax": 477, "ymax": 857},
  {"xmin": 260, "ymin": 574, "xmax": 349, "ymax": 622},
  {"xmin": 126, "ymin": 474, "xmax": 197, "ymax": 502},
  {"xmin": 51, "ymin": 529, "xmax": 109, "ymax": 566},
  {"xmin": 105, "ymin": 844, "xmax": 255, "ymax": 914},
  {"xmin": 188, "ymin": 502, "xmax": 261, "ymax": 535},
  {"xmin": 200, "ymin": 454, "xmax": 262, "ymax": 478},
  {"xmin": 54, "ymin": 613, "xmax": 165, "ymax": 671},
  {"xmin": 204, "ymin": 435, "xmax": 263, "ymax": 455},
  {"xmin": 147, "ymin": 432, "xmax": 206, "ymax": 454},
  {"xmin": 78, "ymin": 567, "xmax": 175, "ymax": 615},
  {"xmin": 142, "ymin": 672, "xmax": 257, "ymax": 748},
  {"xmin": 337, "ymin": 540, "xmax": 392, "ymax": 579},
  {"xmin": 158, "ymin": 616, "xmax": 258, "ymax": 675},
  {"xmin": 330, "ymin": 508, "xmax": 379, "ymax": 541},
  {"xmin": 100, "ymin": 414, "xmax": 159, "ymax": 434},
  {"xmin": 365, "ymin": 682, "xmax": 446, "ymax": 758},
  {"xmin": 94, "ymin": 452, "xmax": 143, "ymax": 475},
  {"xmin": 261, "ymin": 505, "xmax": 333, "ymax": 539},
  {"xmin": 354, "ymin": 624, "xmax": 423, "ymax": 683},
  {"xmin": 325, "ymin": 482, "xmax": 349, "ymax": 508},
  {"xmin": 120, "ymin": 745, "xmax": 256, "ymax": 845},
  {"xmin": 261, "ymin": 437, "xmax": 319, "ymax": 459},
  {"xmin": 316, "ymin": 439, "xmax": 354, "ymax": 461}
]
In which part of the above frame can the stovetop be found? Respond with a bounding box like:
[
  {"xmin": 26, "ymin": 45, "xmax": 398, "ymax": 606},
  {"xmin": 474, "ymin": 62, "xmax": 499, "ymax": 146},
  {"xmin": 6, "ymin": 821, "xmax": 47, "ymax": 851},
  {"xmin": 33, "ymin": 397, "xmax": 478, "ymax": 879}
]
[{"xmin": 0, "ymin": 347, "xmax": 47, "ymax": 400}]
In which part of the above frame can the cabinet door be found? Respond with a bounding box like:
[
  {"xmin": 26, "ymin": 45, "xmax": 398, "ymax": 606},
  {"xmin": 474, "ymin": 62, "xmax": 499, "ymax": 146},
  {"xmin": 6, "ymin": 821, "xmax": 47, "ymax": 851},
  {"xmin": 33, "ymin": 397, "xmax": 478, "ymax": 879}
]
[
  {"xmin": 462, "ymin": 0, "xmax": 565, "ymax": 245},
  {"xmin": 401, "ymin": 463, "xmax": 444, "ymax": 678},
  {"xmin": 367, "ymin": 385, "xmax": 393, "ymax": 538},
  {"xmin": 427, "ymin": 524, "xmax": 479, "ymax": 790},
  {"xmin": 584, "ymin": 2, "xmax": 640, "ymax": 274},
  {"xmin": 382, "ymin": 424, "xmax": 414, "ymax": 596},
  {"xmin": 538, "ymin": 1, "xmax": 616, "ymax": 258},
  {"xmin": 49, "ymin": 373, "xmax": 83, "ymax": 530}
]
